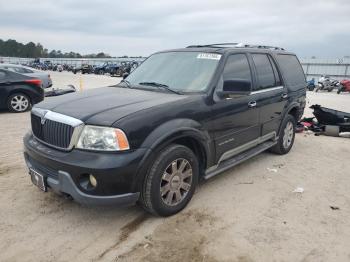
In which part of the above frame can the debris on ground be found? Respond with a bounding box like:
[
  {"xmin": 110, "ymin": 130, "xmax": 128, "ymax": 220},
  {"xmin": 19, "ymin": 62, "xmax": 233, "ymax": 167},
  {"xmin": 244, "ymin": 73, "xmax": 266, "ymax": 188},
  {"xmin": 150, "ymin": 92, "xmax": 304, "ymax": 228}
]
[
  {"xmin": 267, "ymin": 168, "xmax": 278, "ymax": 173},
  {"xmin": 235, "ymin": 181, "xmax": 254, "ymax": 185},
  {"xmin": 298, "ymin": 105, "xmax": 350, "ymax": 137},
  {"xmin": 45, "ymin": 85, "xmax": 76, "ymax": 97},
  {"xmin": 273, "ymin": 163, "xmax": 285, "ymax": 169},
  {"xmin": 330, "ymin": 206, "xmax": 340, "ymax": 210},
  {"xmin": 292, "ymin": 187, "xmax": 304, "ymax": 193}
]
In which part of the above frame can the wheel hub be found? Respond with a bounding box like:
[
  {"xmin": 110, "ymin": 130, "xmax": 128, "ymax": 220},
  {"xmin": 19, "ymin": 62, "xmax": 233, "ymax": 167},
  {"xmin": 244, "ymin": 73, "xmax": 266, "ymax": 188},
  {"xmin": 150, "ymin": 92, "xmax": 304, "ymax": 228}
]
[
  {"xmin": 170, "ymin": 175, "xmax": 181, "ymax": 190},
  {"xmin": 160, "ymin": 158, "xmax": 193, "ymax": 206}
]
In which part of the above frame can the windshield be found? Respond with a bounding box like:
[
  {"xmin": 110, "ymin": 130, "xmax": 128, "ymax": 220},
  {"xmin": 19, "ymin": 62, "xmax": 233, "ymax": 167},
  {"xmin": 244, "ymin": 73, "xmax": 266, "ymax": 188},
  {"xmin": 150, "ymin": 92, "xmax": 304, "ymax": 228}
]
[{"xmin": 124, "ymin": 51, "xmax": 221, "ymax": 93}]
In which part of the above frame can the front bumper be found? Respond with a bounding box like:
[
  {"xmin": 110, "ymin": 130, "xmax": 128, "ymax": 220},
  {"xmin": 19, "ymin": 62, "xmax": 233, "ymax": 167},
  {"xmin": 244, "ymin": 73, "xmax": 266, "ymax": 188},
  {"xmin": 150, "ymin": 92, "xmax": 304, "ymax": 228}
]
[{"xmin": 24, "ymin": 133, "xmax": 149, "ymax": 206}]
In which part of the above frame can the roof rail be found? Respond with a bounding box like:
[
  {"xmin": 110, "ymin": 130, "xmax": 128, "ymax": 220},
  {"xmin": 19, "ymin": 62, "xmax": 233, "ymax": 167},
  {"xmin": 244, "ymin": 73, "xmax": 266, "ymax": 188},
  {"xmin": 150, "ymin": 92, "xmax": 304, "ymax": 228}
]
[{"xmin": 186, "ymin": 43, "xmax": 285, "ymax": 51}]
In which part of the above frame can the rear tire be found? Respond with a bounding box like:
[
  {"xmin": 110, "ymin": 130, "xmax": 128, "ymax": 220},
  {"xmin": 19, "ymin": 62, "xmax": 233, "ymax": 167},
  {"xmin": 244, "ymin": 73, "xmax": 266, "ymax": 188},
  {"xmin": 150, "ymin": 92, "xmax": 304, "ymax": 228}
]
[
  {"xmin": 269, "ymin": 114, "xmax": 296, "ymax": 155},
  {"xmin": 140, "ymin": 144, "xmax": 198, "ymax": 216},
  {"xmin": 7, "ymin": 93, "xmax": 31, "ymax": 113}
]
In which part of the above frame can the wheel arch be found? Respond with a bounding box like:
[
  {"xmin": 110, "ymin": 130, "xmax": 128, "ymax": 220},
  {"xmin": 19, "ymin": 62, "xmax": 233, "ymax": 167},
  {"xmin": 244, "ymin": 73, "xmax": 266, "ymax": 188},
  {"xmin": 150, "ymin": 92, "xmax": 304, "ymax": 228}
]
[
  {"xmin": 131, "ymin": 119, "xmax": 214, "ymax": 192},
  {"xmin": 278, "ymin": 103, "xmax": 301, "ymax": 135}
]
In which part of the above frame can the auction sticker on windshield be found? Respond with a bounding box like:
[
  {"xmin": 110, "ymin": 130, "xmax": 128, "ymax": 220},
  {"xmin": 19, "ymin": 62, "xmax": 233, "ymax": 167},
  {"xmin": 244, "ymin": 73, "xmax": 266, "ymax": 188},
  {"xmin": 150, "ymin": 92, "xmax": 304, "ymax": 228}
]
[{"xmin": 197, "ymin": 53, "xmax": 222, "ymax": 60}]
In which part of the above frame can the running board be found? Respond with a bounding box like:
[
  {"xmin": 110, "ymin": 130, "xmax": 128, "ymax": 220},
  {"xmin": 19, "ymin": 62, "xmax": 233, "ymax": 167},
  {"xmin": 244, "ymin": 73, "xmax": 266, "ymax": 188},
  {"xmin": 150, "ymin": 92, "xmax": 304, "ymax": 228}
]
[{"xmin": 204, "ymin": 140, "xmax": 277, "ymax": 180}]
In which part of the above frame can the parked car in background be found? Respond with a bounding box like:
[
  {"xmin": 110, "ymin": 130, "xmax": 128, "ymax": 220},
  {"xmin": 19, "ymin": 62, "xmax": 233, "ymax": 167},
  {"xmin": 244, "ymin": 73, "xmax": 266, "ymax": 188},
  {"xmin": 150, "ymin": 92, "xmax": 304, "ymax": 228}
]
[
  {"xmin": 23, "ymin": 43, "xmax": 306, "ymax": 216},
  {"xmin": 0, "ymin": 69, "xmax": 44, "ymax": 112},
  {"xmin": 94, "ymin": 62, "xmax": 118, "ymax": 75},
  {"xmin": 73, "ymin": 64, "xmax": 94, "ymax": 74},
  {"xmin": 113, "ymin": 61, "xmax": 140, "ymax": 76},
  {"xmin": 0, "ymin": 63, "xmax": 52, "ymax": 88}
]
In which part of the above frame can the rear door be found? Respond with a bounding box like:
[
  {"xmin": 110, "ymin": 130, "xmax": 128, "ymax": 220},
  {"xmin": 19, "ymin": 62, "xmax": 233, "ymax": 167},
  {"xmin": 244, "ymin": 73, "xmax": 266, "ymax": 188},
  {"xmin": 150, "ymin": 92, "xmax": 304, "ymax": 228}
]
[
  {"xmin": 250, "ymin": 53, "xmax": 288, "ymax": 136},
  {"xmin": 211, "ymin": 53, "xmax": 260, "ymax": 163}
]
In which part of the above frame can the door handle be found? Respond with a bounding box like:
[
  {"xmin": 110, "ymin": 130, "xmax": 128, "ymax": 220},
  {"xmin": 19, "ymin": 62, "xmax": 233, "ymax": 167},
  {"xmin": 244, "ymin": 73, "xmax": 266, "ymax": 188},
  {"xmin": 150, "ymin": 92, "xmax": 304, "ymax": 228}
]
[
  {"xmin": 248, "ymin": 101, "xmax": 257, "ymax": 108},
  {"xmin": 281, "ymin": 93, "xmax": 288, "ymax": 99}
]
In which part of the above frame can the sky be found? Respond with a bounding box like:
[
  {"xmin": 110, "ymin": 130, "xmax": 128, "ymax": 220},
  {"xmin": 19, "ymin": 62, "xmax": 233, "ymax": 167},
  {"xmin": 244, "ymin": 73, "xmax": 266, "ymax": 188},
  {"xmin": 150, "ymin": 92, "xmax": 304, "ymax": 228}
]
[{"xmin": 0, "ymin": 0, "xmax": 349, "ymax": 58}]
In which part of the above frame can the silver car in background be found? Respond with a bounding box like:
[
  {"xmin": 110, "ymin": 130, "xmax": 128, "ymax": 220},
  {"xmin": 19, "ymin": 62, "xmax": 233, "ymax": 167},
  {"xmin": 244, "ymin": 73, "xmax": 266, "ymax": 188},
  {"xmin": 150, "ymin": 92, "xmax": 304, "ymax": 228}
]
[{"xmin": 0, "ymin": 63, "xmax": 52, "ymax": 88}]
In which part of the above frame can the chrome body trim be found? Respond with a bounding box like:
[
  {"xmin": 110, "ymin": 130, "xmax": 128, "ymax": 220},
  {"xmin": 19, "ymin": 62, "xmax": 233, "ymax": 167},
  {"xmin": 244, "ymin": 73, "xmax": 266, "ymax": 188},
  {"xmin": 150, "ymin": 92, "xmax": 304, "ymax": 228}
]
[
  {"xmin": 31, "ymin": 108, "xmax": 84, "ymax": 127},
  {"xmin": 206, "ymin": 132, "xmax": 277, "ymax": 173},
  {"xmin": 31, "ymin": 108, "xmax": 85, "ymax": 151},
  {"xmin": 250, "ymin": 86, "xmax": 283, "ymax": 95}
]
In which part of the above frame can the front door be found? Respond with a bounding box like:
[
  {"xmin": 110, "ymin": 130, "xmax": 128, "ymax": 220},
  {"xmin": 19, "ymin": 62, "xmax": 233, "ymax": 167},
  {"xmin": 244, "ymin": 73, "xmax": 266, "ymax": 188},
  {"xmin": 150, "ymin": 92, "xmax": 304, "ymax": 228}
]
[{"xmin": 211, "ymin": 53, "xmax": 260, "ymax": 163}]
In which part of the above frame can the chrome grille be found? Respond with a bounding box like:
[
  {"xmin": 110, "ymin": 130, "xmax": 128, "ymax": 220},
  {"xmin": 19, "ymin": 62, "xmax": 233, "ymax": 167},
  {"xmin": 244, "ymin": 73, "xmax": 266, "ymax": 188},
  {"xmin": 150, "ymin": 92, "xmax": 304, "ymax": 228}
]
[{"xmin": 31, "ymin": 108, "xmax": 83, "ymax": 150}]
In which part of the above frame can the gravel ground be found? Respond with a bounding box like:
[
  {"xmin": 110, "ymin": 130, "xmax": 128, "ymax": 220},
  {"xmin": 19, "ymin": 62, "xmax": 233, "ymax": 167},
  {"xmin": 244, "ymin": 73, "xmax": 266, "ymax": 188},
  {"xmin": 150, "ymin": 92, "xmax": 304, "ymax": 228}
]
[{"xmin": 0, "ymin": 71, "xmax": 350, "ymax": 262}]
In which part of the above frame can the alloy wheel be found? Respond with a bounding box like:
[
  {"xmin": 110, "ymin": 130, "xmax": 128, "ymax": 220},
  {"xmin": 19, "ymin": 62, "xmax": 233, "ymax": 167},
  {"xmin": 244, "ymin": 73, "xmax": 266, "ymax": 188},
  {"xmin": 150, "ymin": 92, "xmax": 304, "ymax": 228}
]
[
  {"xmin": 10, "ymin": 95, "xmax": 29, "ymax": 112},
  {"xmin": 160, "ymin": 158, "xmax": 193, "ymax": 206},
  {"xmin": 283, "ymin": 121, "xmax": 294, "ymax": 149}
]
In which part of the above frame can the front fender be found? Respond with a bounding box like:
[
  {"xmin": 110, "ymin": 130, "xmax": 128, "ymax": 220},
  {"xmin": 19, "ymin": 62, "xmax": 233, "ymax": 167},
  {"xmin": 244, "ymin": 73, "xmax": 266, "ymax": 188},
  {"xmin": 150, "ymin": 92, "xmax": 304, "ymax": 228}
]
[
  {"xmin": 141, "ymin": 118, "xmax": 210, "ymax": 149},
  {"xmin": 130, "ymin": 119, "xmax": 214, "ymax": 192}
]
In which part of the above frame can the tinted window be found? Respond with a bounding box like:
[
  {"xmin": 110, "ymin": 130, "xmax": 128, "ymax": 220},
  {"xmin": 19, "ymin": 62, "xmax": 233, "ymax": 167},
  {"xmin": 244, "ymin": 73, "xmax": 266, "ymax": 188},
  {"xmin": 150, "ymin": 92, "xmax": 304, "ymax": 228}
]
[
  {"xmin": 223, "ymin": 54, "xmax": 252, "ymax": 82},
  {"xmin": 252, "ymin": 54, "xmax": 275, "ymax": 90},
  {"xmin": 276, "ymin": 54, "xmax": 306, "ymax": 89},
  {"xmin": 269, "ymin": 56, "xmax": 281, "ymax": 86},
  {"xmin": 9, "ymin": 67, "xmax": 33, "ymax": 74}
]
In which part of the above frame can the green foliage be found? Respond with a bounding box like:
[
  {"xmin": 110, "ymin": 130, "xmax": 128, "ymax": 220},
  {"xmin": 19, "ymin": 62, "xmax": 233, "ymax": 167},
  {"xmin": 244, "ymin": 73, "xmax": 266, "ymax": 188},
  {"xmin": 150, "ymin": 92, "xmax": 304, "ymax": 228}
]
[{"xmin": 0, "ymin": 39, "xmax": 113, "ymax": 58}]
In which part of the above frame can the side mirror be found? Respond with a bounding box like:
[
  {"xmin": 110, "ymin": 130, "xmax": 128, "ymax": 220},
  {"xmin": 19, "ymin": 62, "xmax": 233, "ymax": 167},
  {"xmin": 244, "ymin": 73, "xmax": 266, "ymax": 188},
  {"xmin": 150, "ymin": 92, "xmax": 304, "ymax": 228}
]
[
  {"xmin": 122, "ymin": 72, "xmax": 129, "ymax": 79},
  {"xmin": 217, "ymin": 79, "xmax": 251, "ymax": 98}
]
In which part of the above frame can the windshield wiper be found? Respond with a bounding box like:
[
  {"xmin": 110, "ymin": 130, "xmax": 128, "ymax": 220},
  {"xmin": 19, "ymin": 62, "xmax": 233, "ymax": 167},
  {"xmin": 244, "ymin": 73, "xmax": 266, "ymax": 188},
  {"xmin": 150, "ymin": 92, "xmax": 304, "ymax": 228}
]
[{"xmin": 139, "ymin": 82, "xmax": 182, "ymax": 95}]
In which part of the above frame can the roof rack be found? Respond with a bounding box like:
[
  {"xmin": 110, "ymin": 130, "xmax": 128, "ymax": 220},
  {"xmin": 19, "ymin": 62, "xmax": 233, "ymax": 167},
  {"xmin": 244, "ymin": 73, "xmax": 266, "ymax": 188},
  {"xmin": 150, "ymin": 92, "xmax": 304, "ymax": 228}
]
[{"xmin": 186, "ymin": 43, "xmax": 285, "ymax": 51}]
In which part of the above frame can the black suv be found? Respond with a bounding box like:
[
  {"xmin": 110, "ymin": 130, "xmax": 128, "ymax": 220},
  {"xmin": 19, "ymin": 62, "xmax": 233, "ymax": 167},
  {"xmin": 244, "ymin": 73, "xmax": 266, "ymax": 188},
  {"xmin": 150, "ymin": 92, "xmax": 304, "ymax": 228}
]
[{"xmin": 23, "ymin": 44, "xmax": 306, "ymax": 216}]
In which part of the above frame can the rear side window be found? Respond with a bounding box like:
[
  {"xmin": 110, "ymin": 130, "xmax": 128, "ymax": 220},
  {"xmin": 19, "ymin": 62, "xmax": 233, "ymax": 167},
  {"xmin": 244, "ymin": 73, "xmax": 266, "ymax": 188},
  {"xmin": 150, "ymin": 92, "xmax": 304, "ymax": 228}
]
[
  {"xmin": 276, "ymin": 54, "xmax": 306, "ymax": 89},
  {"xmin": 252, "ymin": 54, "xmax": 276, "ymax": 90},
  {"xmin": 10, "ymin": 67, "xmax": 33, "ymax": 74}
]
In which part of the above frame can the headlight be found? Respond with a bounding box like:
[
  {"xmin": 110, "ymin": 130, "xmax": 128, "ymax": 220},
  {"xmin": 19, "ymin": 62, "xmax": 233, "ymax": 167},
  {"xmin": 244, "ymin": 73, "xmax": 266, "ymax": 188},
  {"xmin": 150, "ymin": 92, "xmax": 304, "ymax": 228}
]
[{"xmin": 76, "ymin": 126, "xmax": 130, "ymax": 151}]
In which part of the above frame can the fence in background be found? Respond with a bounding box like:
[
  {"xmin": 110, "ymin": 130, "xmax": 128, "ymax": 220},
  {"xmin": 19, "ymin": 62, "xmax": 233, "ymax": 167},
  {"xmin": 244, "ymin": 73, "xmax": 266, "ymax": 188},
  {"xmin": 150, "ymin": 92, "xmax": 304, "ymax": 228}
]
[
  {"xmin": 1, "ymin": 56, "xmax": 349, "ymax": 81},
  {"xmin": 0, "ymin": 56, "xmax": 144, "ymax": 66}
]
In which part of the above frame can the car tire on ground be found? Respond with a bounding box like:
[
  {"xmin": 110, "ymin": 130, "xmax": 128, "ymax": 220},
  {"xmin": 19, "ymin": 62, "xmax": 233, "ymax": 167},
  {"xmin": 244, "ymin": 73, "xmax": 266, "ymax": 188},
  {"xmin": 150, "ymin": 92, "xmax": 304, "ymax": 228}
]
[
  {"xmin": 269, "ymin": 114, "xmax": 296, "ymax": 155},
  {"xmin": 140, "ymin": 144, "xmax": 199, "ymax": 216},
  {"xmin": 7, "ymin": 93, "xmax": 31, "ymax": 113}
]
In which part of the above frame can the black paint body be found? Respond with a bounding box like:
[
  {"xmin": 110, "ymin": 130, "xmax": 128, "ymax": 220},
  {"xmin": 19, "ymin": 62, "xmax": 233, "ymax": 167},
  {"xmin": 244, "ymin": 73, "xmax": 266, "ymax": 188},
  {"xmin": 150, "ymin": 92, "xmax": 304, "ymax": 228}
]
[{"xmin": 23, "ymin": 47, "xmax": 306, "ymax": 205}]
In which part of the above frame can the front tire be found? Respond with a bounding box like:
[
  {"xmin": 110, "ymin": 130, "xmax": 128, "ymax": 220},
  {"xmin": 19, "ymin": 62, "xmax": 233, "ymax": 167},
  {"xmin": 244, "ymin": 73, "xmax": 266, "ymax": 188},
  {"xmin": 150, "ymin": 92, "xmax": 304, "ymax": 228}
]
[
  {"xmin": 7, "ymin": 93, "xmax": 31, "ymax": 113},
  {"xmin": 140, "ymin": 144, "xmax": 199, "ymax": 216},
  {"xmin": 269, "ymin": 114, "xmax": 296, "ymax": 155}
]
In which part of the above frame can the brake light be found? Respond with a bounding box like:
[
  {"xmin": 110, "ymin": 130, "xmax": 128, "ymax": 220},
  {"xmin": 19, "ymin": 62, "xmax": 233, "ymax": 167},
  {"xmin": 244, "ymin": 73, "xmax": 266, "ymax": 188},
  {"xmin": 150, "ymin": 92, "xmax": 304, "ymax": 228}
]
[{"xmin": 25, "ymin": 79, "xmax": 42, "ymax": 87}]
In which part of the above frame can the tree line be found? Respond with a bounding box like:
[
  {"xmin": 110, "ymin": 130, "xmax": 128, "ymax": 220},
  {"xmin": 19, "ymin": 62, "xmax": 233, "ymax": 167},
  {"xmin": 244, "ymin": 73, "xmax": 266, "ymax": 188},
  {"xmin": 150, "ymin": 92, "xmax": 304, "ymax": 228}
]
[{"xmin": 0, "ymin": 39, "xmax": 113, "ymax": 58}]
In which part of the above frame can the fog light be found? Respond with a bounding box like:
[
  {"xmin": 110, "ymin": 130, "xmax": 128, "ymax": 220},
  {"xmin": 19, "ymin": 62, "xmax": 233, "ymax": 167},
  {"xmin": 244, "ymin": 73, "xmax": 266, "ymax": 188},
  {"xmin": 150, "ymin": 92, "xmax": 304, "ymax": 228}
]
[{"xmin": 89, "ymin": 174, "xmax": 97, "ymax": 187}]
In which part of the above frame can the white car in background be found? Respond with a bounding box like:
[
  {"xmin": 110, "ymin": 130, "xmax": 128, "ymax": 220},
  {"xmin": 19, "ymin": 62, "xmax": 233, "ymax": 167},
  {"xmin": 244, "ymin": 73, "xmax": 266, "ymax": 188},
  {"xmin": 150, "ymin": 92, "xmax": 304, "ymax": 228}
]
[{"xmin": 0, "ymin": 63, "xmax": 52, "ymax": 88}]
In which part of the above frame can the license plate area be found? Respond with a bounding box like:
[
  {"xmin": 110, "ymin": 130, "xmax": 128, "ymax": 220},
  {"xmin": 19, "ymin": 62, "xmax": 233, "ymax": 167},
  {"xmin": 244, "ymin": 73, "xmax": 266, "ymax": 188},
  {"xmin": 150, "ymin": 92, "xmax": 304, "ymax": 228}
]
[{"xmin": 29, "ymin": 168, "xmax": 47, "ymax": 192}]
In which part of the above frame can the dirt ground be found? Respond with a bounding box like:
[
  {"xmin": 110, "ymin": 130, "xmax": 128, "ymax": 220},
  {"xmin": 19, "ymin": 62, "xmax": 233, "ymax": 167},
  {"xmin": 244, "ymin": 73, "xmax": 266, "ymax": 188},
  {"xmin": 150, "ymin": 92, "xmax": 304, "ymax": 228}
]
[{"xmin": 0, "ymin": 72, "xmax": 350, "ymax": 262}]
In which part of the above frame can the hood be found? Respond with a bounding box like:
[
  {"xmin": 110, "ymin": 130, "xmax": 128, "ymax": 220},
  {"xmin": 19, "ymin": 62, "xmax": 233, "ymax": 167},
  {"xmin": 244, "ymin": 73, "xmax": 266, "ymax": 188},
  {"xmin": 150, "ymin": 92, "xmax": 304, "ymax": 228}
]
[{"xmin": 35, "ymin": 86, "xmax": 188, "ymax": 126}]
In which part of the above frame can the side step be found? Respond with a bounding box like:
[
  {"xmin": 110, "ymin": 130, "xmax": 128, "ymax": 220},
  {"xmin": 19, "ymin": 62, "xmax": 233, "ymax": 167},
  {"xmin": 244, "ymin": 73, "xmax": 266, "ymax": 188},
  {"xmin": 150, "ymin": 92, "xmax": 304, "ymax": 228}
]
[{"xmin": 204, "ymin": 140, "xmax": 277, "ymax": 180}]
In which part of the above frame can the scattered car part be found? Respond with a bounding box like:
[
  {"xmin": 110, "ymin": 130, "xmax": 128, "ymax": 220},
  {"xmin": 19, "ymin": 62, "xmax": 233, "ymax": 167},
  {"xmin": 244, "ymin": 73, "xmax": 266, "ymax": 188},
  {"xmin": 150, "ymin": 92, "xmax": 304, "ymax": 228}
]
[{"xmin": 45, "ymin": 85, "xmax": 76, "ymax": 97}]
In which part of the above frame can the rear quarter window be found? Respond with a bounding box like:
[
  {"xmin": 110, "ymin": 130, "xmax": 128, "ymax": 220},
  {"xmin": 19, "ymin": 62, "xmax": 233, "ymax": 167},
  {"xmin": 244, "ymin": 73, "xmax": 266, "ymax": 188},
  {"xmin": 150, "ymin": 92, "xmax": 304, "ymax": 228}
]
[{"xmin": 276, "ymin": 54, "xmax": 306, "ymax": 90}]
